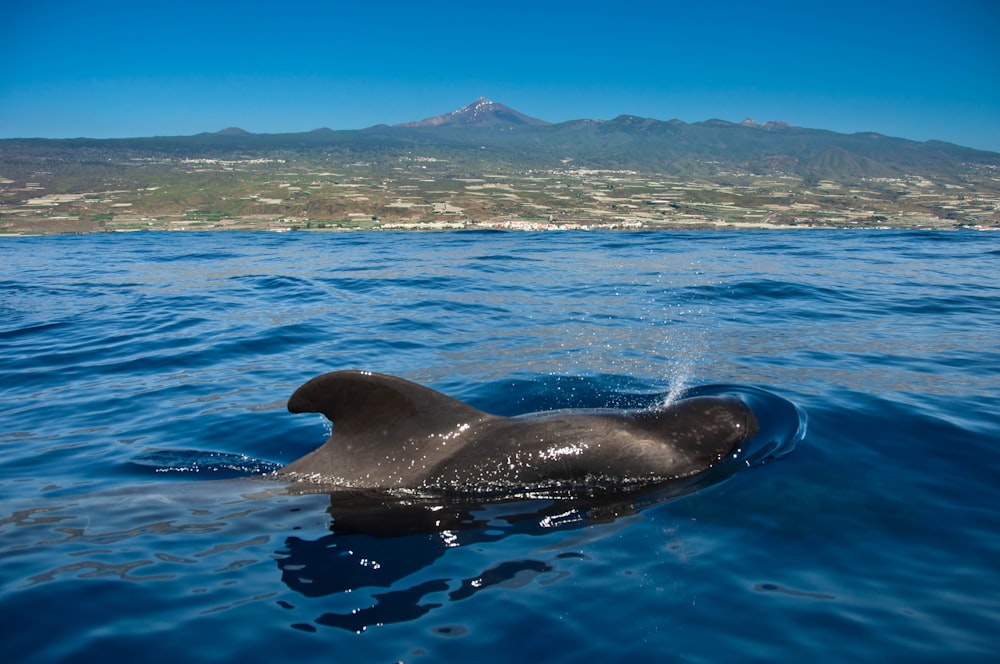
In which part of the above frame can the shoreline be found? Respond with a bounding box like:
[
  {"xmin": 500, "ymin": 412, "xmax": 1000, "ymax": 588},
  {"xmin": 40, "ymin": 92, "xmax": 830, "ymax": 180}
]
[{"xmin": 2, "ymin": 218, "xmax": 996, "ymax": 236}]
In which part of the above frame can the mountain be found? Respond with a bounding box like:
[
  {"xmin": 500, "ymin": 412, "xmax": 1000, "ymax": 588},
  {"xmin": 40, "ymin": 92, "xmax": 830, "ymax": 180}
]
[
  {"xmin": 215, "ymin": 127, "xmax": 252, "ymax": 136},
  {"xmin": 395, "ymin": 97, "xmax": 550, "ymax": 128},
  {"xmin": 2, "ymin": 101, "xmax": 998, "ymax": 186}
]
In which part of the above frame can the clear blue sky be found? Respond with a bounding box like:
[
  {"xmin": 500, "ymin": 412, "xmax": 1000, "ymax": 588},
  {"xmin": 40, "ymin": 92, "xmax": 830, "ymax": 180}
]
[{"xmin": 2, "ymin": 0, "xmax": 998, "ymax": 151}]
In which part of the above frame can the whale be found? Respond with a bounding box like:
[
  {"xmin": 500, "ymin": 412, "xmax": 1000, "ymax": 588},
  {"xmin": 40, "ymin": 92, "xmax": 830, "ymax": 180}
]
[{"xmin": 280, "ymin": 370, "xmax": 759, "ymax": 493}]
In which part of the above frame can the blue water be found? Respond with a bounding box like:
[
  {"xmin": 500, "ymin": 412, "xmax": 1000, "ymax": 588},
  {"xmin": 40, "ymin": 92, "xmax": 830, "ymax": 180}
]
[{"xmin": 1, "ymin": 230, "xmax": 998, "ymax": 662}]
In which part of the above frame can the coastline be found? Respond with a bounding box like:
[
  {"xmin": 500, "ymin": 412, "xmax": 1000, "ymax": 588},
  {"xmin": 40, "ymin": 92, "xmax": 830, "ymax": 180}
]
[{"xmin": 1, "ymin": 214, "xmax": 994, "ymax": 236}]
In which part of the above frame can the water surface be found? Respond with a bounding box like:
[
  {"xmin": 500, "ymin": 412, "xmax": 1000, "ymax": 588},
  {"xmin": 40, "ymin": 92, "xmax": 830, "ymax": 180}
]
[{"xmin": 1, "ymin": 230, "xmax": 997, "ymax": 662}]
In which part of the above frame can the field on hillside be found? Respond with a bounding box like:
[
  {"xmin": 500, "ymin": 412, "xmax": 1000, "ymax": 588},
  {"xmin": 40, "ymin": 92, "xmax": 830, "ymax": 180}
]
[{"xmin": 3, "ymin": 150, "xmax": 997, "ymax": 233}]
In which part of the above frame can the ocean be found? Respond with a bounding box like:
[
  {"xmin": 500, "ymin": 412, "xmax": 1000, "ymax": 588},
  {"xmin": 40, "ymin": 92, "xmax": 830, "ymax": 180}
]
[{"xmin": 1, "ymin": 230, "xmax": 997, "ymax": 662}]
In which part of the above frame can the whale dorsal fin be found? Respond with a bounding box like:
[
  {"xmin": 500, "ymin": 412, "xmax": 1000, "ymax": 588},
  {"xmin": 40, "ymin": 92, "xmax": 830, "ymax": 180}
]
[{"xmin": 287, "ymin": 370, "xmax": 492, "ymax": 437}]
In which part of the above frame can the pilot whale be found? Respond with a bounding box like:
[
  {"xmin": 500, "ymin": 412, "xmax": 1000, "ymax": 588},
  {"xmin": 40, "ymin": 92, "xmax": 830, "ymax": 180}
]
[{"xmin": 281, "ymin": 370, "xmax": 759, "ymax": 492}]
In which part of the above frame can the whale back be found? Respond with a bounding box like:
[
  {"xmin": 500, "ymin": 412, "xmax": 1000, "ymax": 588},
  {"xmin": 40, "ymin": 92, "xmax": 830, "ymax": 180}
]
[
  {"xmin": 428, "ymin": 396, "xmax": 759, "ymax": 488},
  {"xmin": 282, "ymin": 371, "xmax": 759, "ymax": 492}
]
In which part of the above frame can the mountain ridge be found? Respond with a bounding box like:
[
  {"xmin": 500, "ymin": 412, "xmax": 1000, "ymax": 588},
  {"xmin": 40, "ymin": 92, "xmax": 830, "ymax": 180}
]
[{"xmin": 2, "ymin": 99, "xmax": 998, "ymax": 185}]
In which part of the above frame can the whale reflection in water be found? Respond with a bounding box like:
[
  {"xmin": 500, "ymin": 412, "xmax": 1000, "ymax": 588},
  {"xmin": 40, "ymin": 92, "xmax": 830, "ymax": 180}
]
[{"xmin": 275, "ymin": 372, "xmax": 804, "ymax": 633}]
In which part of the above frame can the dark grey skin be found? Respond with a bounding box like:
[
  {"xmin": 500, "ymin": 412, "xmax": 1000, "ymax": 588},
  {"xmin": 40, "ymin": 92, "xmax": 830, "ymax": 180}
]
[{"xmin": 281, "ymin": 370, "xmax": 759, "ymax": 492}]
